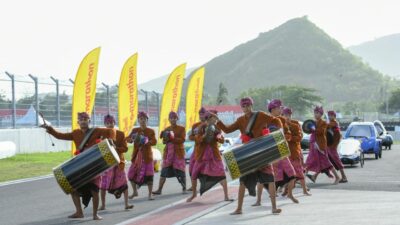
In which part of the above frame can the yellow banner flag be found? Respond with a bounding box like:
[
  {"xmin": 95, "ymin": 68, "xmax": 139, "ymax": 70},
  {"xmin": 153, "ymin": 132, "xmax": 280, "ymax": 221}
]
[
  {"xmin": 71, "ymin": 47, "xmax": 101, "ymax": 154},
  {"xmin": 158, "ymin": 63, "xmax": 186, "ymax": 138},
  {"xmin": 185, "ymin": 67, "xmax": 205, "ymax": 131},
  {"xmin": 118, "ymin": 53, "xmax": 138, "ymax": 136}
]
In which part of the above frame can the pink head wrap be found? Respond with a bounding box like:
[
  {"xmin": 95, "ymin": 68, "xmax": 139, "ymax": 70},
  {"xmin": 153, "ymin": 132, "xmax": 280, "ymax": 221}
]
[
  {"xmin": 267, "ymin": 99, "xmax": 282, "ymax": 112},
  {"xmin": 103, "ymin": 114, "xmax": 115, "ymax": 124},
  {"xmin": 240, "ymin": 97, "xmax": 253, "ymax": 107}
]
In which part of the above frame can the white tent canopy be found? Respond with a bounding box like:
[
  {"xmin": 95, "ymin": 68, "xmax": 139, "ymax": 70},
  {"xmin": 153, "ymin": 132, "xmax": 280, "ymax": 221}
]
[{"xmin": 16, "ymin": 105, "xmax": 51, "ymax": 126}]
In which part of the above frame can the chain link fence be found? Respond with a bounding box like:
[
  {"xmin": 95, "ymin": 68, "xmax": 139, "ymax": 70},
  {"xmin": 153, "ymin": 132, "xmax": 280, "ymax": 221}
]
[{"xmin": 0, "ymin": 71, "xmax": 241, "ymax": 129}]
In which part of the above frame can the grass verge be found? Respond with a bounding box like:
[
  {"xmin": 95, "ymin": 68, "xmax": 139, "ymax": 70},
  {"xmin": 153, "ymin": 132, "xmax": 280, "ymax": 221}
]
[{"xmin": 0, "ymin": 144, "xmax": 164, "ymax": 183}]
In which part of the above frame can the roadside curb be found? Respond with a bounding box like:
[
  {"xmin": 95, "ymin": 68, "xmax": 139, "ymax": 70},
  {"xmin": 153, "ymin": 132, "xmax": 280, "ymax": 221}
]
[{"xmin": 0, "ymin": 174, "xmax": 53, "ymax": 187}]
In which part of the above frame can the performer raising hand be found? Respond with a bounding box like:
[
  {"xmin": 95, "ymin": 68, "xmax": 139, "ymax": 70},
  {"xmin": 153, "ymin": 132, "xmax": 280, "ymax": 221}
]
[{"xmin": 42, "ymin": 112, "xmax": 114, "ymax": 220}]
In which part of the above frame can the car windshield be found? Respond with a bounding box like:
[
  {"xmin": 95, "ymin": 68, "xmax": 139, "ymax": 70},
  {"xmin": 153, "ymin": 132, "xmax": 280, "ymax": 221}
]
[
  {"xmin": 348, "ymin": 125, "xmax": 372, "ymax": 138},
  {"xmin": 374, "ymin": 124, "xmax": 383, "ymax": 135}
]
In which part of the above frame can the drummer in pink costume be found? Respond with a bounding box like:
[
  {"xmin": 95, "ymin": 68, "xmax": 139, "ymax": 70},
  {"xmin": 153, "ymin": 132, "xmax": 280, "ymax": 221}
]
[
  {"xmin": 215, "ymin": 97, "xmax": 283, "ymax": 215},
  {"xmin": 42, "ymin": 112, "xmax": 114, "ymax": 220}
]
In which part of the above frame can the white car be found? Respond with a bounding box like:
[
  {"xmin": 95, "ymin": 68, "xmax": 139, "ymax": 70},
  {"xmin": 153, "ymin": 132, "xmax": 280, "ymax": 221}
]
[{"xmin": 338, "ymin": 139, "xmax": 364, "ymax": 167}]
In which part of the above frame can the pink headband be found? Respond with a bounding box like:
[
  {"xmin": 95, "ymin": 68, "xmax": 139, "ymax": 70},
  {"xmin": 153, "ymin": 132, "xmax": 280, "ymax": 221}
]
[
  {"xmin": 282, "ymin": 107, "xmax": 292, "ymax": 115},
  {"xmin": 169, "ymin": 111, "xmax": 179, "ymax": 119},
  {"xmin": 328, "ymin": 110, "xmax": 336, "ymax": 117},
  {"xmin": 138, "ymin": 111, "xmax": 149, "ymax": 119},
  {"xmin": 314, "ymin": 106, "xmax": 324, "ymax": 115},
  {"xmin": 240, "ymin": 97, "xmax": 253, "ymax": 107},
  {"xmin": 199, "ymin": 107, "xmax": 207, "ymax": 117},
  {"xmin": 78, "ymin": 112, "xmax": 90, "ymax": 120},
  {"xmin": 103, "ymin": 114, "xmax": 115, "ymax": 123},
  {"xmin": 267, "ymin": 99, "xmax": 282, "ymax": 112}
]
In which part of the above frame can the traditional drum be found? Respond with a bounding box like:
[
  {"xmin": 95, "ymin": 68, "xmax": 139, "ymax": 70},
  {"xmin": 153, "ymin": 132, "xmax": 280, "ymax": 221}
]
[
  {"xmin": 53, "ymin": 139, "xmax": 120, "ymax": 194},
  {"xmin": 223, "ymin": 130, "xmax": 290, "ymax": 180}
]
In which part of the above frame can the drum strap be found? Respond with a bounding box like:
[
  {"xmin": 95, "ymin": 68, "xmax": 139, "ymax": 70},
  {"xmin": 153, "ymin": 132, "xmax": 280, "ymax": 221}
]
[
  {"xmin": 78, "ymin": 128, "xmax": 96, "ymax": 151},
  {"xmin": 245, "ymin": 112, "xmax": 259, "ymax": 138}
]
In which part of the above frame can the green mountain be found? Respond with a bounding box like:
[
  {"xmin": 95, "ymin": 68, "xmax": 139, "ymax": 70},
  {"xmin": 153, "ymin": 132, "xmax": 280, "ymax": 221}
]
[
  {"xmin": 202, "ymin": 16, "xmax": 396, "ymax": 103},
  {"xmin": 138, "ymin": 68, "xmax": 195, "ymax": 93},
  {"xmin": 348, "ymin": 34, "xmax": 400, "ymax": 79}
]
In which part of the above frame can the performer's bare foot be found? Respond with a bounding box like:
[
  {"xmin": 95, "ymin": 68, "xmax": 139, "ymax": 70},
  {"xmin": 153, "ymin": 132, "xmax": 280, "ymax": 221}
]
[
  {"xmin": 281, "ymin": 189, "xmax": 288, "ymax": 197},
  {"xmin": 186, "ymin": 195, "xmax": 197, "ymax": 202},
  {"xmin": 98, "ymin": 206, "xmax": 105, "ymax": 211},
  {"xmin": 148, "ymin": 196, "xmax": 155, "ymax": 201},
  {"xmin": 339, "ymin": 178, "xmax": 348, "ymax": 183},
  {"xmin": 129, "ymin": 192, "xmax": 138, "ymax": 199},
  {"xmin": 224, "ymin": 197, "xmax": 234, "ymax": 201},
  {"xmin": 93, "ymin": 215, "xmax": 103, "ymax": 220},
  {"xmin": 333, "ymin": 178, "xmax": 340, "ymax": 185},
  {"xmin": 303, "ymin": 191, "xmax": 312, "ymax": 196},
  {"xmin": 152, "ymin": 190, "xmax": 162, "ymax": 195},
  {"xmin": 251, "ymin": 202, "xmax": 261, "ymax": 207},
  {"xmin": 125, "ymin": 205, "xmax": 134, "ymax": 210},
  {"xmin": 230, "ymin": 209, "xmax": 242, "ymax": 215},
  {"xmin": 68, "ymin": 212, "xmax": 84, "ymax": 219},
  {"xmin": 288, "ymin": 195, "xmax": 299, "ymax": 204},
  {"xmin": 272, "ymin": 208, "xmax": 282, "ymax": 214}
]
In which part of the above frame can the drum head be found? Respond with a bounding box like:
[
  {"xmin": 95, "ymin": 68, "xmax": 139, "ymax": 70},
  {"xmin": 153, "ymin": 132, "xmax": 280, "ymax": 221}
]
[
  {"xmin": 102, "ymin": 139, "xmax": 121, "ymax": 164},
  {"xmin": 302, "ymin": 120, "xmax": 316, "ymax": 134}
]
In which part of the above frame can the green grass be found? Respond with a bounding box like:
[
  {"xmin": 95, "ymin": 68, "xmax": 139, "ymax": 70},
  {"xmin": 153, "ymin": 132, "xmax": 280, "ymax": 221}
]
[
  {"xmin": 0, "ymin": 151, "xmax": 72, "ymax": 182},
  {"xmin": 0, "ymin": 143, "xmax": 165, "ymax": 183}
]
